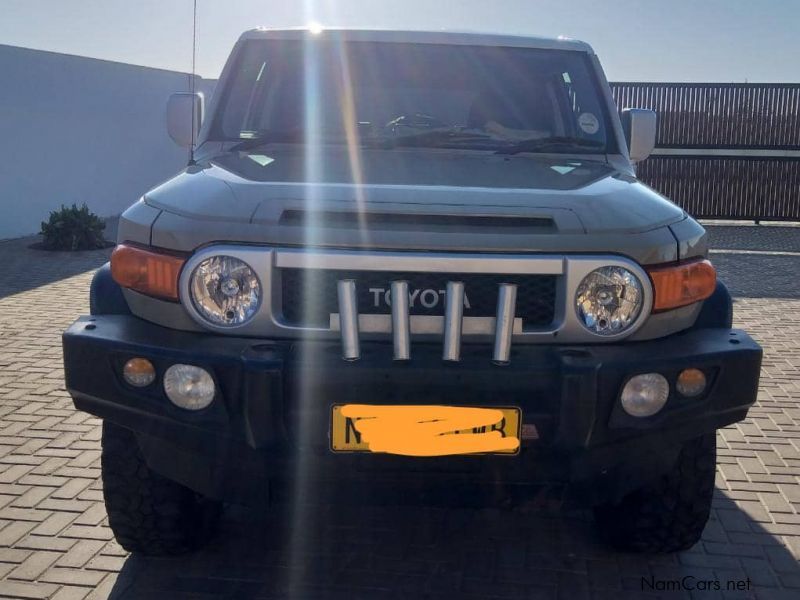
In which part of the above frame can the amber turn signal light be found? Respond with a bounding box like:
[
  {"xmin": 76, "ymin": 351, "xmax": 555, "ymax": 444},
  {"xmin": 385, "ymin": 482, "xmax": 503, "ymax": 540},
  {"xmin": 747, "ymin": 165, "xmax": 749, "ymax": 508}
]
[
  {"xmin": 110, "ymin": 243, "xmax": 186, "ymax": 301},
  {"xmin": 122, "ymin": 358, "xmax": 156, "ymax": 387},
  {"xmin": 647, "ymin": 259, "xmax": 716, "ymax": 312}
]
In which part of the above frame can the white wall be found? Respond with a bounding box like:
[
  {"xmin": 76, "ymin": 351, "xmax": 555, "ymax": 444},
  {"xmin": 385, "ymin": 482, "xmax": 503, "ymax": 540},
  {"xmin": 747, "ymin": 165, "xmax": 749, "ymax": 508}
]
[{"xmin": 0, "ymin": 44, "xmax": 215, "ymax": 240}]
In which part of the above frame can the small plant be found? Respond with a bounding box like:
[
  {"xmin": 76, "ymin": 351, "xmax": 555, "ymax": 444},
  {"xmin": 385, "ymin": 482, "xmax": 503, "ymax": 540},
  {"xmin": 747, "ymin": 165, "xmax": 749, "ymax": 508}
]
[{"xmin": 40, "ymin": 203, "xmax": 107, "ymax": 251}]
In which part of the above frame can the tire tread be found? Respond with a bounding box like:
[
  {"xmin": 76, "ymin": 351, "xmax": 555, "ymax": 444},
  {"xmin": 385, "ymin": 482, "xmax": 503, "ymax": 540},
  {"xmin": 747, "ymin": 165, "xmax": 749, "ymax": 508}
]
[
  {"xmin": 101, "ymin": 421, "xmax": 217, "ymax": 555},
  {"xmin": 594, "ymin": 433, "xmax": 716, "ymax": 553}
]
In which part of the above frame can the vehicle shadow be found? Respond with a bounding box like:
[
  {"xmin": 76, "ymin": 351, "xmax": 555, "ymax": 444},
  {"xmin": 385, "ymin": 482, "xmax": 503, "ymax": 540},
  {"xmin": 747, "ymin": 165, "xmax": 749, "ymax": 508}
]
[
  {"xmin": 704, "ymin": 223, "xmax": 800, "ymax": 301},
  {"xmin": 106, "ymin": 488, "xmax": 799, "ymax": 599},
  {"xmin": 713, "ymin": 253, "xmax": 800, "ymax": 300},
  {"xmin": 705, "ymin": 225, "xmax": 800, "ymax": 254},
  {"xmin": 0, "ymin": 240, "xmax": 112, "ymax": 300},
  {"xmin": 0, "ymin": 218, "xmax": 115, "ymax": 300}
]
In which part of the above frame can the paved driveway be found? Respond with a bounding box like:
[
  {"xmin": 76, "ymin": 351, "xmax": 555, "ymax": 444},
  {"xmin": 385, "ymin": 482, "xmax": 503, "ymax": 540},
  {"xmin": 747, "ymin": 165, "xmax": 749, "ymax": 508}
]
[{"xmin": 0, "ymin": 226, "xmax": 798, "ymax": 600}]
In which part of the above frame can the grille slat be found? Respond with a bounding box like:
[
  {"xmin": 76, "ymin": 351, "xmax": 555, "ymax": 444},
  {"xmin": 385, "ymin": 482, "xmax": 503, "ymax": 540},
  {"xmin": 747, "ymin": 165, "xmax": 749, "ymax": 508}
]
[{"xmin": 280, "ymin": 269, "xmax": 556, "ymax": 328}]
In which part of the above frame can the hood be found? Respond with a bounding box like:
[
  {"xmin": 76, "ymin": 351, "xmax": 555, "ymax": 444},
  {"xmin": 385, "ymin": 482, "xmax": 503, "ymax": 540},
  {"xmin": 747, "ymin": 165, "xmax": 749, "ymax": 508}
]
[{"xmin": 143, "ymin": 146, "xmax": 684, "ymax": 263}]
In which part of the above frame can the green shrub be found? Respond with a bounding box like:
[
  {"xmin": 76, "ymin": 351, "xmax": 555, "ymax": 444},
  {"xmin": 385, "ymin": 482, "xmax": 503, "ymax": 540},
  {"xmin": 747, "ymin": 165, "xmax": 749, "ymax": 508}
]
[{"xmin": 40, "ymin": 203, "xmax": 107, "ymax": 251}]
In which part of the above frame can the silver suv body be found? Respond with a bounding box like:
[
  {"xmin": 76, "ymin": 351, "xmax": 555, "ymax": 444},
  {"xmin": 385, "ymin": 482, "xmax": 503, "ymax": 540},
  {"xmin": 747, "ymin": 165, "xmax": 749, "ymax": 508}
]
[{"xmin": 63, "ymin": 28, "xmax": 761, "ymax": 555}]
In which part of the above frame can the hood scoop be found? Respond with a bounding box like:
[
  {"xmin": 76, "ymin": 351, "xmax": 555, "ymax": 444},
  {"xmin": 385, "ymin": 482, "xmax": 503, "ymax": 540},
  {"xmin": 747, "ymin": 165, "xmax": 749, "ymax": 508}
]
[{"xmin": 278, "ymin": 209, "xmax": 557, "ymax": 234}]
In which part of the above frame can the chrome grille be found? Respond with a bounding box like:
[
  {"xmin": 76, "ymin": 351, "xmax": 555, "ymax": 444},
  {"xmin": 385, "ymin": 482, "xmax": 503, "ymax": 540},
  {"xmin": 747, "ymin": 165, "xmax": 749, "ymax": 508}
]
[{"xmin": 279, "ymin": 269, "xmax": 557, "ymax": 328}]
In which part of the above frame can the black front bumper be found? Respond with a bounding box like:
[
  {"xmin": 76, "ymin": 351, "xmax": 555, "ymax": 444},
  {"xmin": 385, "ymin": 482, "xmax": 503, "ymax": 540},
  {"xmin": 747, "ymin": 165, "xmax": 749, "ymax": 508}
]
[{"xmin": 63, "ymin": 315, "xmax": 761, "ymax": 507}]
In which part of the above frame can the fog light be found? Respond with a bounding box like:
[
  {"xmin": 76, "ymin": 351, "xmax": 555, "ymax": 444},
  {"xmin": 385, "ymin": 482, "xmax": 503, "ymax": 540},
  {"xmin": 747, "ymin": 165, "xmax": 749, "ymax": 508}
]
[
  {"xmin": 677, "ymin": 368, "xmax": 707, "ymax": 397},
  {"xmin": 122, "ymin": 358, "xmax": 155, "ymax": 387},
  {"xmin": 620, "ymin": 373, "xmax": 669, "ymax": 417},
  {"xmin": 163, "ymin": 364, "xmax": 215, "ymax": 410}
]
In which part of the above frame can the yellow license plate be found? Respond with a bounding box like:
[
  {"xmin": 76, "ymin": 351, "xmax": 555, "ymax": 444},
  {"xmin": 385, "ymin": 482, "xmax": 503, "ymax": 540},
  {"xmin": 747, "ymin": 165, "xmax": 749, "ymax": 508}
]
[{"xmin": 330, "ymin": 404, "xmax": 521, "ymax": 456}]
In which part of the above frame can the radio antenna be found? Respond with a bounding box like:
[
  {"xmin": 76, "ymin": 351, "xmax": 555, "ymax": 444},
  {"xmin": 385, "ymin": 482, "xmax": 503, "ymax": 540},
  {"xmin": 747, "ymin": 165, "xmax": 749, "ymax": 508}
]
[{"xmin": 188, "ymin": 0, "xmax": 198, "ymax": 166}]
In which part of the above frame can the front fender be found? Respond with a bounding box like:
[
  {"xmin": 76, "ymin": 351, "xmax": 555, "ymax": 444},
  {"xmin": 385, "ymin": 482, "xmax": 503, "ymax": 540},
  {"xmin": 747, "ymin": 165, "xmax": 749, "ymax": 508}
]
[
  {"xmin": 692, "ymin": 280, "xmax": 733, "ymax": 330},
  {"xmin": 90, "ymin": 263, "xmax": 131, "ymax": 316}
]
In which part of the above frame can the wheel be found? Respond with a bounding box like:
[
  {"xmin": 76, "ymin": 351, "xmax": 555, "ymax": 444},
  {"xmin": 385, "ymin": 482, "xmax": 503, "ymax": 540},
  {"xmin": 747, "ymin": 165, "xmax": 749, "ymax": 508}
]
[
  {"xmin": 100, "ymin": 421, "xmax": 221, "ymax": 555},
  {"xmin": 593, "ymin": 433, "xmax": 716, "ymax": 553}
]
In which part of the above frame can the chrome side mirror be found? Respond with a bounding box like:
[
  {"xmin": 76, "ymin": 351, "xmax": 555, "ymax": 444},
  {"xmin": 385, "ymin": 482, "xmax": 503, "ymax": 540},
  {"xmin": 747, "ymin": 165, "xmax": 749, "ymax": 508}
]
[
  {"xmin": 167, "ymin": 92, "xmax": 204, "ymax": 148},
  {"xmin": 621, "ymin": 108, "xmax": 657, "ymax": 163}
]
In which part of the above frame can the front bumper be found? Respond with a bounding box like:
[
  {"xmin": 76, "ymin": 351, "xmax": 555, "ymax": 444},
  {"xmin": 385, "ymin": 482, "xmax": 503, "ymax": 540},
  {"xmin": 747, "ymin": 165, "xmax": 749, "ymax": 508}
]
[{"xmin": 63, "ymin": 315, "xmax": 761, "ymax": 507}]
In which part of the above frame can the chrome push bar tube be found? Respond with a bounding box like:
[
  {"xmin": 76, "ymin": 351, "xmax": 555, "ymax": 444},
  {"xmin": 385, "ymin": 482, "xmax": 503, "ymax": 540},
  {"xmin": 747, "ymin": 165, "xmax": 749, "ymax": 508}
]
[
  {"xmin": 337, "ymin": 279, "xmax": 360, "ymax": 361},
  {"xmin": 442, "ymin": 281, "xmax": 465, "ymax": 362},
  {"xmin": 492, "ymin": 283, "xmax": 517, "ymax": 365},
  {"xmin": 390, "ymin": 280, "xmax": 410, "ymax": 360},
  {"xmin": 337, "ymin": 279, "xmax": 518, "ymax": 364}
]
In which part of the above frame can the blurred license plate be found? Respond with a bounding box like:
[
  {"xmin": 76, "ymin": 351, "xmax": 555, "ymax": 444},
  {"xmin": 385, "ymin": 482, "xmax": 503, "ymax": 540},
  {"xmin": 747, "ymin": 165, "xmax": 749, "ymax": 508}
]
[{"xmin": 330, "ymin": 405, "xmax": 521, "ymax": 455}]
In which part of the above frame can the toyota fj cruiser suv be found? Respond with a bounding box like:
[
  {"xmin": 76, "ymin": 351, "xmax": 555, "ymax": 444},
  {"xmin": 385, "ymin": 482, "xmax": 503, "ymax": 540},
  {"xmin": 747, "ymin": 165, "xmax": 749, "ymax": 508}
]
[{"xmin": 63, "ymin": 28, "xmax": 762, "ymax": 555}]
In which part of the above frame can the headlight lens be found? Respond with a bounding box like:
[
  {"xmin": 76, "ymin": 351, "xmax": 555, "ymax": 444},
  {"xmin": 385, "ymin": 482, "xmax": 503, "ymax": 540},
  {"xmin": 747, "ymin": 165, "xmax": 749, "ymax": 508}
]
[
  {"xmin": 575, "ymin": 266, "xmax": 644, "ymax": 335},
  {"xmin": 620, "ymin": 373, "xmax": 669, "ymax": 417},
  {"xmin": 164, "ymin": 364, "xmax": 215, "ymax": 410},
  {"xmin": 190, "ymin": 256, "xmax": 261, "ymax": 326}
]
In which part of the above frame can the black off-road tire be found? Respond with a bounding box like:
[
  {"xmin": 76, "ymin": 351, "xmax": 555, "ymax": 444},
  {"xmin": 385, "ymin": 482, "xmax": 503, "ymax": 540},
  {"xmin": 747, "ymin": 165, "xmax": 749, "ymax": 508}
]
[
  {"xmin": 101, "ymin": 421, "xmax": 221, "ymax": 555},
  {"xmin": 593, "ymin": 433, "xmax": 716, "ymax": 553}
]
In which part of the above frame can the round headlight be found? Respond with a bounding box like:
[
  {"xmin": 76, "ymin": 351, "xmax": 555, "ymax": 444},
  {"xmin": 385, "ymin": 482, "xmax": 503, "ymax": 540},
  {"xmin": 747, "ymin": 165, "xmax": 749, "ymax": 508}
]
[
  {"xmin": 190, "ymin": 256, "xmax": 261, "ymax": 326},
  {"xmin": 575, "ymin": 266, "xmax": 644, "ymax": 336}
]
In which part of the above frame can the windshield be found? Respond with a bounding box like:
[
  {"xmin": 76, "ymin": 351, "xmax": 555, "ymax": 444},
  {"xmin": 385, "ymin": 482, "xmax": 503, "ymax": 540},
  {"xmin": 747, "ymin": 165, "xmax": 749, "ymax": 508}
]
[{"xmin": 213, "ymin": 39, "xmax": 612, "ymax": 153}]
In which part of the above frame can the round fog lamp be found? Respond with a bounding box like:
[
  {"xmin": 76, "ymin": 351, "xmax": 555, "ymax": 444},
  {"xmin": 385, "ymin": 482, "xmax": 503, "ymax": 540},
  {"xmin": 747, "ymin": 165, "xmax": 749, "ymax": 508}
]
[
  {"xmin": 676, "ymin": 368, "xmax": 707, "ymax": 397},
  {"xmin": 163, "ymin": 364, "xmax": 215, "ymax": 410},
  {"xmin": 620, "ymin": 373, "xmax": 669, "ymax": 417},
  {"xmin": 122, "ymin": 358, "xmax": 155, "ymax": 387}
]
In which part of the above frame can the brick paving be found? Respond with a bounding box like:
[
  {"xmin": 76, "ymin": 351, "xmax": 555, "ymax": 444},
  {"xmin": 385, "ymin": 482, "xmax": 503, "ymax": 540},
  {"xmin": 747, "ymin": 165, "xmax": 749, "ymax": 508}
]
[{"xmin": 0, "ymin": 225, "xmax": 798, "ymax": 599}]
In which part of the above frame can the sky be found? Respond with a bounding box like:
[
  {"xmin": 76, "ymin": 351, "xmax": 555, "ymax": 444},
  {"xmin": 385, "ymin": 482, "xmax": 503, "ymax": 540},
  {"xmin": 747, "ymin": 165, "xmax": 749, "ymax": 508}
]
[{"xmin": 1, "ymin": 0, "xmax": 798, "ymax": 82}]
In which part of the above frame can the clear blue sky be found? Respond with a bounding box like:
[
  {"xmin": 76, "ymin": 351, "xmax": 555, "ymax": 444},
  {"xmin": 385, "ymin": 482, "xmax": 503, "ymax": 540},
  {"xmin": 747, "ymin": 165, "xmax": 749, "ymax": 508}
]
[{"xmin": 2, "ymin": 0, "xmax": 798, "ymax": 82}]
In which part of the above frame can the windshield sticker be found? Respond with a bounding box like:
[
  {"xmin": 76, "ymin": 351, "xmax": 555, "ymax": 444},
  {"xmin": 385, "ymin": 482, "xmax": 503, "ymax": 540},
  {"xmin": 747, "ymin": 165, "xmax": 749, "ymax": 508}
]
[
  {"xmin": 578, "ymin": 113, "xmax": 600, "ymax": 135},
  {"xmin": 551, "ymin": 165, "xmax": 576, "ymax": 175},
  {"xmin": 248, "ymin": 154, "xmax": 274, "ymax": 167}
]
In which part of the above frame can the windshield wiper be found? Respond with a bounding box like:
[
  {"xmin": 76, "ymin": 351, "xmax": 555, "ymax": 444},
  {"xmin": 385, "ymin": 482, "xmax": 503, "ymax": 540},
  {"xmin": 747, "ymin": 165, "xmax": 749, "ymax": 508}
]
[
  {"xmin": 369, "ymin": 128, "xmax": 495, "ymax": 149},
  {"xmin": 227, "ymin": 130, "xmax": 305, "ymax": 153},
  {"xmin": 494, "ymin": 136, "xmax": 606, "ymax": 155}
]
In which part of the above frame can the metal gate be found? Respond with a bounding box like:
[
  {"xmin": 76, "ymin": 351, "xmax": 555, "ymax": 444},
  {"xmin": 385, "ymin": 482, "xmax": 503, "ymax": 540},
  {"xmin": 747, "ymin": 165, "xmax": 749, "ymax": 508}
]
[{"xmin": 610, "ymin": 82, "xmax": 800, "ymax": 221}]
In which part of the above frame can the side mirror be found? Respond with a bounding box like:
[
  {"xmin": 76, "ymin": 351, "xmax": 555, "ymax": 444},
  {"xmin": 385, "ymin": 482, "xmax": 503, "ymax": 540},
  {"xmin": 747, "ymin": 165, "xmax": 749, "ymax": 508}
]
[
  {"xmin": 167, "ymin": 92, "xmax": 204, "ymax": 148},
  {"xmin": 620, "ymin": 108, "xmax": 657, "ymax": 163}
]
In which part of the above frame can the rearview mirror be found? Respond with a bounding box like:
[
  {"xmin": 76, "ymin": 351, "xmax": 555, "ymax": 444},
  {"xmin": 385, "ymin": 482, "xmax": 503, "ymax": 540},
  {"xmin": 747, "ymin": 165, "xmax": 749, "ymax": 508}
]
[
  {"xmin": 620, "ymin": 108, "xmax": 657, "ymax": 163},
  {"xmin": 167, "ymin": 92, "xmax": 204, "ymax": 148}
]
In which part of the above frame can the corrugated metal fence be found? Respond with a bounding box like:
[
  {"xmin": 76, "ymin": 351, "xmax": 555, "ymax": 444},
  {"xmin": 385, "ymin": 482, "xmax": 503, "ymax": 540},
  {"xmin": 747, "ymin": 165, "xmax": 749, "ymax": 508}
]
[{"xmin": 609, "ymin": 83, "xmax": 800, "ymax": 221}]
